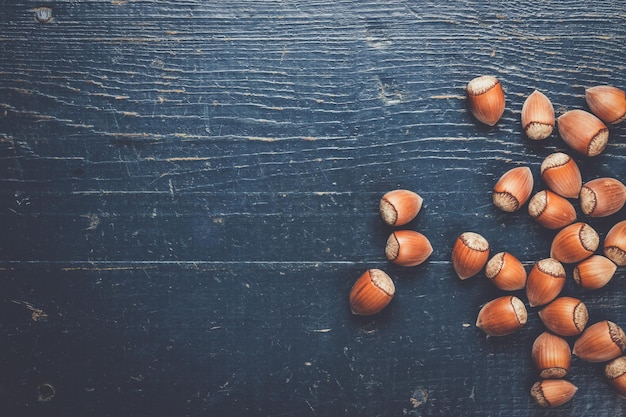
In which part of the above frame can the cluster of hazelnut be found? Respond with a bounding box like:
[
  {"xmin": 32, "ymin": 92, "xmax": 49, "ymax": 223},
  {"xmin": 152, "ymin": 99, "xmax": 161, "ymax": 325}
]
[
  {"xmin": 456, "ymin": 76, "xmax": 626, "ymax": 408},
  {"xmin": 348, "ymin": 189, "xmax": 433, "ymax": 316}
]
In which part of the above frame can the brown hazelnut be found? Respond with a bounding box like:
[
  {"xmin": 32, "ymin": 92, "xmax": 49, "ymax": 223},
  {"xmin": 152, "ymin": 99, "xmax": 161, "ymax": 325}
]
[
  {"xmin": 379, "ymin": 189, "xmax": 423, "ymax": 226},
  {"xmin": 475, "ymin": 295, "xmax": 527, "ymax": 337},
  {"xmin": 579, "ymin": 177, "xmax": 626, "ymax": 217},
  {"xmin": 493, "ymin": 166, "xmax": 534, "ymax": 212},
  {"xmin": 528, "ymin": 190, "xmax": 576, "ymax": 230},
  {"xmin": 539, "ymin": 297, "xmax": 588, "ymax": 337},
  {"xmin": 557, "ymin": 109, "xmax": 609, "ymax": 157},
  {"xmin": 573, "ymin": 255, "xmax": 617, "ymax": 290},
  {"xmin": 525, "ymin": 258, "xmax": 566, "ymax": 307},
  {"xmin": 466, "ymin": 75, "xmax": 505, "ymax": 126},
  {"xmin": 573, "ymin": 320, "xmax": 626, "ymax": 363},
  {"xmin": 349, "ymin": 269, "xmax": 395, "ymax": 316},
  {"xmin": 485, "ymin": 252, "xmax": 527, "ymax": 291},
  {"xmin": 550, "ymin": 222, "xmax": 599, "ymax": 264},
  {"xmin": 385, "ymin": 230, "xmax": 433, "ymax": 267},
  {"xmin": 540, "ymin": 152, "xmax": 582, "ymax": 199},
  {"xmin": 532, "ymin": 331, "xmax": 571, "ymax": 379},
  {"xmin": 451, "ymin": 232, "xmax": 490, "ymax": 280},
  {"xmin": 604, "ymin": 220, "xmax": 626, "ymax": 266},
  {"xmin": 530, "ymin": 379, "xmax": 577, "ymax": 408},
  {"xmin": 585, "ymin": 85, "xmax": 626, "ymax": 125},
  {"xmin": 522, "ymin": 90, "xmax": 555, "ymax": 140}
]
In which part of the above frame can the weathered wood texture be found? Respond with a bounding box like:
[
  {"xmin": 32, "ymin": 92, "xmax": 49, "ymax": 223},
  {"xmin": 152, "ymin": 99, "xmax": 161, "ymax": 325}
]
[{"xmin": 1, "ymin": 1, "xmax": 625, "ymax": 416}]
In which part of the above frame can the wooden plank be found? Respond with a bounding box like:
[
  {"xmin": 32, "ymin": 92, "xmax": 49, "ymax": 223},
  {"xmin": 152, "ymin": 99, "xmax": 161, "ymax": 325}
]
[
  {"xmin": 0, "ymin": 0, "xmax": 625, "ymax": 415},
  {"xmin": 1, "ymin": 262, "xmax": 625, "ymax": 416}
]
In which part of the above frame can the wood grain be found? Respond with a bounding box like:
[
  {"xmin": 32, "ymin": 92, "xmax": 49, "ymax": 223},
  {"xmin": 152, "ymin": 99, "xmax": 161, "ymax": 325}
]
[{"xmin": 1, "ymin": 0, "xmax": 625, "ymax": 416}]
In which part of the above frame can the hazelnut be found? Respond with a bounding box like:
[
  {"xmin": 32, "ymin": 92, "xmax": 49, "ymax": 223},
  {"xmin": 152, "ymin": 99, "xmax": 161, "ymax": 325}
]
[
  {"xmin": 379, "ymin": 189, "xmax": 423, "ymax": 226},
  {"xmin": 451, "ymin": 232, "xmax": 490, "ymax": 280},
  {"xmin": 485, "ymin": 252, "xmax": 527, "ymax": 291},
  {"xmin": 466, "ymin": 75, "xmax": 505, "ymax": 126},
  {"xmin": 532, "ymin": 331, "xmax": 571, "ymax": 379},
  {"xmin": 540, "ymin": 152, "xmax": 582, "ymax": 199},
  {"xmin": 349, "ymin": 269, "xmax": 395, "ymax": 316},
  {"xmin": 605, "ymin": 356, "xmax": 626, "ymax": 398},
  {"xmin": 585, "ymin": 85, "xmax": 626, "ymax": 125},
  {"xmin": 525, "ymin": 258, "xmax": 566, "ymax": 307},
  {"xmin": 475, "ymin": 295, "xmax": 527, "ymax": 337},
  {"xmin": 573, "ymin": 255, "xmax": 617, "ymax": 290},
  {"xmin": 521, "ymin": 90, "xmax": 555, "ymax": 140},
  {"xmin": 550, "ymin": 222, "xmax": 599, "ymax": 264},
  {"xmin": 604, "ymin": 220, "xmax": 626, "ymax": 266},
  {"xmin": 530, "ymin": 379, "xmax": 577, "ymax": 408},
  {"xmin": 573, "ymin": 320, "xmax": 626, "ymax": 363},
  {"xmin": 385, "ymin": 230, "xmax": 433, "ymax": 267},
  {"xmin": 539, "ymin": 297, "xmax": 588, "ymax": 337},
  {"xmin": 579, "ymin": 177, "xmax": 626, "ymax": 218},
  {"xmin": 557, "ymin": 109, "xmax": 609, "ymax": 157},
  {"xmin": 528, "ymin": 190, "xmax": 577, "ymax": 230},
  {"xmin": 493, "ymin": 166, "xmax": 534, "ymax": 212}
]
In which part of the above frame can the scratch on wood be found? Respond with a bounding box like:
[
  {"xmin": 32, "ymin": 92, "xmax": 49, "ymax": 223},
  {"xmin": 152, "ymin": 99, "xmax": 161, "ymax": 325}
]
[
  {"xmin": 166, "ymin": 157, "xmax": 210, "ymax": 162},
  {"xmin": 410, "ymin": 387, "xmax": 429, "ymax": 408},
  {"xmin": 11, "ymin": 300, "xmax": 48, "ymax": 322},
  {"xmin": 430, "ymin": 95, "xmax": 464, "ymax": 100},
  {"xmin": 248, "ymin": 137, "xmax": 276, "ymax": 142}
]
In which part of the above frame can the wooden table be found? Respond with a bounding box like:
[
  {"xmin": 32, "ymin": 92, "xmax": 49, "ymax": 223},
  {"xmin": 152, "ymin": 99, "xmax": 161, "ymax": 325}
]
[{"xmin": 1, "ymin": 1, "xmax": 625, "ymax": 415}]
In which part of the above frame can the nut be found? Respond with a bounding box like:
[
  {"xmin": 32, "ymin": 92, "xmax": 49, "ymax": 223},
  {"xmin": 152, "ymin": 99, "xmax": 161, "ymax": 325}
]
[
  {"xmin": 349, "ymin": 269, "xmax": 395, "ymax": 316},
  {"xmin": 557, "ymin": 109, "xmax": 609, "ymax": 157},
  {"xmin": 573, "ymin": 255, "xmax": 617, "ymax": 290},
  {"xmin": 530, "ymin": 380, "xmax": 577, "ymax": 408},
  {"xmin": 475, "ymin": 295, "xmax": 527, "ymax": 337},
  {"xmin": 451, "ymin": 232, "xmax": 490, "ymax": 280},
  {"xmin": 528, "ymin": 190, "xmax": 577, "ymax": 230},
  {"xmin": 525, "ymin": 258, "xmax": 566, "ymax": 307},
  {"xmin": 485, "ymin": 252, "xmax": 527, "ymax": 291},
  {"xmin": 605, "ymin": 356, "xmax": 626, "ymax": 398},
  {"xmin": 585, "ymin": 85, "xmax": 626, "ymax": 125},
  {"xmin": 466, "ymin": 75, "xmax": 505, "ymax": 126},
  {"xmin": 493, "ymin": 166, "xmax": 534, "ymax": 212},
  {"xmin": 550, "ymin": 222, "xmax": 599, "ymax": 264},
  {"xmin": 540, "ymin": 152, "xmax": 582, "ymax": 199},
  {"xmin": 573, "ymin": 320, "xmax": 626, "ymax": 363},
  {"xmin": 538, "ymin": 297, "xmax": 588, "ymax": 337},
  {"xmin": 521, "ymin": 90, "xmax": 555, "ymax": 140},
  {"xmin": 379, "ymin": 189, "xmax": 423, "ymax": 226},
  {"xmin": 579, "ymin": 177, "xmax": 626, "ymax": 217},
  {"xmin": 385, "ymin": 230, "xmax": 433, "ymax": 267},
  {"xmin": 532, "ymin": 331, "xmax": 571, "ymax": 379},
  {"xmin": 604, "ymin": 220, "xmax": 626, "ymax": 266}
]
